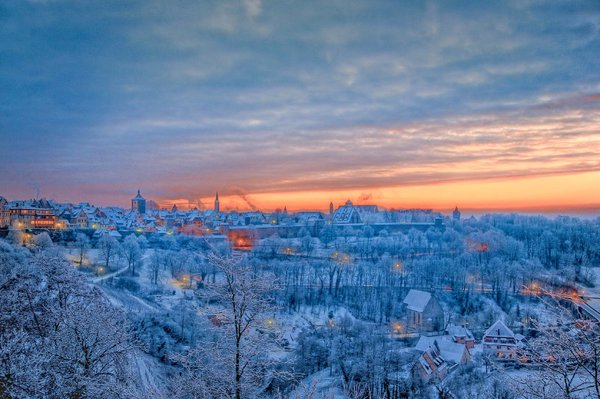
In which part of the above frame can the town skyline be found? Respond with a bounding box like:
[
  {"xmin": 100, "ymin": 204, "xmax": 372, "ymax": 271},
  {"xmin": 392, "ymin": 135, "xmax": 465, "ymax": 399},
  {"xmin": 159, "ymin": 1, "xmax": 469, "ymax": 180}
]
[{"xmin": 2, "ymin": 183, "xmax": 600, "ymax": 217}]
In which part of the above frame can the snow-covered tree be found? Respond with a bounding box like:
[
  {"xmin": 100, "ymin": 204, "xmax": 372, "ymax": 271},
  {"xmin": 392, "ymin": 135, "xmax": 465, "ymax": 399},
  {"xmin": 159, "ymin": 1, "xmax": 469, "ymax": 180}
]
[
  {"xmin": 31, "ymin": 232, "xmax": 53, "ymax": 251},
  {"xmin": 98, "ymin": 233, "xmax": 120, "ymax": 270},
  {"xmin": 75, "ymin": 233, "xmax": 90, "ymax": 267},
  {"xmin": 0, "ymin": 247, "xmax": 135, "ymax": 398},
  {"xmin": 122, "ymin": 234, "xmax": 142, "ymax": 276},
  {"xmin": 188, "ymin": 253, "xmax": 279, "ymax": 399}
]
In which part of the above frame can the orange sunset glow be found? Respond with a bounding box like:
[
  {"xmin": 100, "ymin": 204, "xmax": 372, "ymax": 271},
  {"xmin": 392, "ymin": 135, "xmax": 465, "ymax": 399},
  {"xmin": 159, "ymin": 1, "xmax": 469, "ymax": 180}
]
[{"xmin": 159, "ymin": 170, "xmax": 600, "ymax": 213}]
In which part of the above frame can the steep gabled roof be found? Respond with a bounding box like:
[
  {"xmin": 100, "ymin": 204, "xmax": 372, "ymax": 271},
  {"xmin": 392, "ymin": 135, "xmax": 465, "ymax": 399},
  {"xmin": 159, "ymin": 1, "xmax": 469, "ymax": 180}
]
[
  {"xmin": 417, "ymin": 344, "xmax": 447, "ymax": 375},
  {"xmin": 403, "ymin": 289, "xmax": 432, "ymax": 312},
  {"xmin": 332, "ymin": 203, "xmax": 361, "ymax": 224},
  {"xmin": 484, "ymin": 320, "xmax": 514, "ymax": 339},
  {"xmin": 416, "ymin": 336, "xmax": 467, "ymax": 365}
]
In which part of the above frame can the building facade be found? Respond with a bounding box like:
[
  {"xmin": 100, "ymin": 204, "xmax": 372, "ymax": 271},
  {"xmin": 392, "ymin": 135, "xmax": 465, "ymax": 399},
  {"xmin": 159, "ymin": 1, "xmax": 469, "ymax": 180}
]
[
  {"xmin": 2, "ymin": 199, "xmax": 58, "ymax": 228},
  {"xmin": 483, "ymin": 320, "xmax": 518, "ymax": 360}
]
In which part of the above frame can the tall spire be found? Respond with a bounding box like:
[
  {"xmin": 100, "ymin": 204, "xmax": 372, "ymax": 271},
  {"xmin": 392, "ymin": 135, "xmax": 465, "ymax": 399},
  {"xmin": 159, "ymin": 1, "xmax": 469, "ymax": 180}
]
[
  {"xmin": 452, "ymin": 205, "xmax": 461, "ymax": 221},
  {"xmin": 214, "ymin": 192, "xmax": 220, "ymax": 213}
]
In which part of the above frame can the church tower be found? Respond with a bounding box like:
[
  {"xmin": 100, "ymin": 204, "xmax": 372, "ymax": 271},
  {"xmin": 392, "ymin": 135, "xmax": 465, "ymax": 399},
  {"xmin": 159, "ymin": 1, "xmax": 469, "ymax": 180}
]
[
  {"xmin": 329, "ymin": 201, "xmax": 334, "ymax": 215},
  {"xmin": 452, "ymin": 206, "xmax": 461, "ymax": 221},
  {"xmin": 214, "ymin": 192, "xmax": 220, "ymax": 213},
  {"xmin": 131, "ymin": 190, "xmax": 146, "ymax": 214}
]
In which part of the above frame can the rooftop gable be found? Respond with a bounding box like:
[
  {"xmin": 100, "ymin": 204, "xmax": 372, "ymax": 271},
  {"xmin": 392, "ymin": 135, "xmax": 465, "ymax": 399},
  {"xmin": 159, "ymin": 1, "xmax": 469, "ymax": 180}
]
[
  {"xmin": 403, "ymin": 289, "xmax": 432, "ymax": 312},
  {"xmin": 484, "ymin": 320, "xmax": 514, "ymax": 339}
]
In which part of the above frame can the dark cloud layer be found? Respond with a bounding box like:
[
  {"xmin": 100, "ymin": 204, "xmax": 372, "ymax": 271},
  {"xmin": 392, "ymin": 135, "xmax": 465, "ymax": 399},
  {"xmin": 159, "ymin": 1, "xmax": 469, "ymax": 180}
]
[{"xmin": 0, "ymin": 0, "xmax": 599, "ymax": 205}]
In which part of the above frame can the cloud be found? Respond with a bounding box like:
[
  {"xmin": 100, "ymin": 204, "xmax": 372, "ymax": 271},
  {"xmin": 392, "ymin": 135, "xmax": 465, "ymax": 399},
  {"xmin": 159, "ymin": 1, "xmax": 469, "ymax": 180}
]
[
  {"xmin": 243, "ymin": 0, "xmax": 262, "ymax": 18},
  {"xmin": 0, "ymin": 0, "xmax": 599, "ymax": 207}
]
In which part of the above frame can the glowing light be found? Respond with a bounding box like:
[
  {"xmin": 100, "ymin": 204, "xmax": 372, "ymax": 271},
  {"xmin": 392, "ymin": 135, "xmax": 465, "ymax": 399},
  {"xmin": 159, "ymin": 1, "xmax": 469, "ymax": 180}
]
[
  {"xmin": 265, "ymin": 318, "xmax": 276, "ymax": 328},
  {"xmin": 391, "ymin": 322, "xmax": 404, "ymax": 333}
]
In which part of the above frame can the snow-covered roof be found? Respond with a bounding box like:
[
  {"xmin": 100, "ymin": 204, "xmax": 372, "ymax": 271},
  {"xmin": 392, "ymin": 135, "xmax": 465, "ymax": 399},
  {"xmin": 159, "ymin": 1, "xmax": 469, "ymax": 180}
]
[
  {"xmin": 484, "ymin": 320, "xmax": 514, "ymax": 339},
  {"xmin": 295, "ymin": 211, "xmax": 324, "ymax": 223},
  {"xmin": 446, "ymin": 324, "xmax": 474, "ymax": 340},
  {"xmin": 417, "ymin": 345, "xmax": 447, "ymax": 375},
  {"xmin": 332, "ymin": 202, "xmax": 361, "ymax": 224},
  {"xmin": 7, "ymin": 199, "xmax": 55, "ymax": 210},
  {"xmin": 403, "ymin": 289, "xmax": 432, "ymax": 312},
  {"xmin": 415, "ymin": 336, "xmax": 467, "ymax": 365}
]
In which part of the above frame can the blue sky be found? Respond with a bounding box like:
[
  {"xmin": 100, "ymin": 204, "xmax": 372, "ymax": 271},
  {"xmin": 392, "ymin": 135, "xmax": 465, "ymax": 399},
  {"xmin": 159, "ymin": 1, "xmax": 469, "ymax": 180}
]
[{"xmin": 1, "ymin": 0, "xmax": 599, "ymax": 210}]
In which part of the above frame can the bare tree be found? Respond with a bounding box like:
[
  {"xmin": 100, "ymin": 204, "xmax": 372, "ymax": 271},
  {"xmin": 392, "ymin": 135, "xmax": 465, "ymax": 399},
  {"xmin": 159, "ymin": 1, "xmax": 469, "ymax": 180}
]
[
  {"xmin": 122, "ymin": 234, "xmax": 142, "ymax": 276},
  {"xmin": 512, "ymin": 297, "xmax": 600, "ymax": 399},
  {"xmin": 75, "ymin": 233, "xmax": 90, "ymax": 267},
  {"xmin": 192, "ymin": 253, "xmax": 279, "ymax": 399},
  {"xmin": 50, "ymin": 293, "xmax": 133, "ymax": 399},
  {"xmin": 148, "ymin": 250, "xmax": 163, "ymax": 285},
  {"xmin": 98, "ymin": 233, "xmax": 120, "ymax": 270}
]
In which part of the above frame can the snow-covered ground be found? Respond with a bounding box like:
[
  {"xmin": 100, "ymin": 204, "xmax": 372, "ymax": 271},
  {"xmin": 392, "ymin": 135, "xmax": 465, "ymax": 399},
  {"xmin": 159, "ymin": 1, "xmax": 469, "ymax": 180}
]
[{"xmin": 287, "ymin": 369, "xmax": 346, "ymax": 399}]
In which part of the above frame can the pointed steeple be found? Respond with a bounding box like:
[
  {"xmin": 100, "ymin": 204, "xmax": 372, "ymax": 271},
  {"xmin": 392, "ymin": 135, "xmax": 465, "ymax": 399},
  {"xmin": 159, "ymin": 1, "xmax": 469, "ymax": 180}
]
[{"xmin": 214, "ymin": 192, "xmax": 220, "ymax": 213}]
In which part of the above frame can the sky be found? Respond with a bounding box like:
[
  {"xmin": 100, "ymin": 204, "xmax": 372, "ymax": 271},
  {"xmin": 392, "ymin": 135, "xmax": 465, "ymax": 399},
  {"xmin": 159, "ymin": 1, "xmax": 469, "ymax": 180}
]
[{"xmin": 1, "ymin": 0, "xmax": 599, "ymax": 213}]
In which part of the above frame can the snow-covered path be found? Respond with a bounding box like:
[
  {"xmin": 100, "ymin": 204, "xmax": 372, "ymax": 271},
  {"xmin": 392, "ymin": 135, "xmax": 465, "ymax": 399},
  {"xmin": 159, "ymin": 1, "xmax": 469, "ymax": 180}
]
[{"xmin": 91, "ymin": 264, "xmax": 129, "ymax": 283}]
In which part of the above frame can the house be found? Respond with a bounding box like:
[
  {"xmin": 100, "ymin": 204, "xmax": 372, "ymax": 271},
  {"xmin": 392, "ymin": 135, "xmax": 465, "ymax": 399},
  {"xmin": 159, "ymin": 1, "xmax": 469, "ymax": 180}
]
[
  {"xmin": 483, "ymin": 320, "xmax": 518, "ymax": 360},
  {"xmin": 415, "ymin": 335, "xmax": 471, "ymax": 365},
  {"xmin": 72, "ymin": 209, "xmax": 89, "ymax": 228},
  {"xmin": 4, "ymin": 199, "xmax": 58, "ymax": 229},
  {"xmin": 412, "ymin": 342, "xmax": 448, "ymax": 382},
  {"xmin": 403, "ymin": 289, "xmax": 444, "ymax": 332},
  {"xmin": 446, "ymin": 324, "xmax": 475, "ymax": 349}
]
